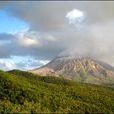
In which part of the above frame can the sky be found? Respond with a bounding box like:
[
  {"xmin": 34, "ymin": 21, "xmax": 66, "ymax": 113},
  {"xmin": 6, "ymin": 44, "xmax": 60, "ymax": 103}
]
[{"xmin": 0, "ymin": 1, "xmax": 114, "ymax": 70}]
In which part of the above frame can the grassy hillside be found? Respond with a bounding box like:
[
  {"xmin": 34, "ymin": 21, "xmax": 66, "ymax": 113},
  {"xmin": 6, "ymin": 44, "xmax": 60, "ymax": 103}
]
[{"xmin": 0, "ymin": 69, "xmax": 114, "ymax": 113}]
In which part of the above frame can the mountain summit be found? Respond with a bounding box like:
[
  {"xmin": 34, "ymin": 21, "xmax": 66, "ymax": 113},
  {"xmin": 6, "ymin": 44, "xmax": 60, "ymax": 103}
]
[{"xmin": 30, "ymin": 56, "xmax": 114, "ymax": 85}]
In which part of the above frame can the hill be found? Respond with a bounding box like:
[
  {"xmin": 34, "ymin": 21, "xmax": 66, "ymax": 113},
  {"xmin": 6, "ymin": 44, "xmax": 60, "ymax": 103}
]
[
  {"xmin": 31, "ymin": 56, "xmax": 114, "ymax": 85},
  {"xmin": 0, "ymin": 69, "xmax": 114, "ymax": 113}
]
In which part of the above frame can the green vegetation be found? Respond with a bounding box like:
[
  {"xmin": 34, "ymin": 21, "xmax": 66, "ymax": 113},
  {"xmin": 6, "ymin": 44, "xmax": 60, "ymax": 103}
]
[{"xmin": 0, "ymin": 69, "xmax": 114, "ymax": 113}]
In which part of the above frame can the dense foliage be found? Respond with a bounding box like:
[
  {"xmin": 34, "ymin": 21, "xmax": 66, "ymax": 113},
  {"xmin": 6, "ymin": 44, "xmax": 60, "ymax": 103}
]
[{"xmin": 0, "ymin": 69, "xmax": 114, "ymax": 113}]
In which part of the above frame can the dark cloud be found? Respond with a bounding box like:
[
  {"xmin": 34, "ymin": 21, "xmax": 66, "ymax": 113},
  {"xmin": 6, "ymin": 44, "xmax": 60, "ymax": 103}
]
[
  {"xmin": 0, "ymin": 33, "xmax": 15, "ymax": 40},
  {"xmin": 0, "ymin": 31, "xmax": 64, "ymax": 60},
  {"xmin": 0, "ymin": 2, "xmax": 8, "ymax": 9},
  {"xmin": 7, "ymin": 1, "xmax": 114, "ymax": 31}
]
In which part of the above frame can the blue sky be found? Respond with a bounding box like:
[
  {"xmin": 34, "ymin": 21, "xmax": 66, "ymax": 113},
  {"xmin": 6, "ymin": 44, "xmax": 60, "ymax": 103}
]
[{"xmin": 0, "ymin": 9, "xmax": 28, "ymax": 34}]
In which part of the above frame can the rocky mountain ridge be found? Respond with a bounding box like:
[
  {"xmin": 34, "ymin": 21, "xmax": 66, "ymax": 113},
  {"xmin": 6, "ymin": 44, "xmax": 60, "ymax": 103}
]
[{"xmin": 30, "ymin": 56, "xmax": 114, "ymax": 84}]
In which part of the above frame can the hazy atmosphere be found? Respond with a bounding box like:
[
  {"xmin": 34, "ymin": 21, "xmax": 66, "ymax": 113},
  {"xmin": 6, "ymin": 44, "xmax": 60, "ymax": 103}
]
[{"xmin": 0, "ymin": 1, "xmax": 114, "ymax": 70}]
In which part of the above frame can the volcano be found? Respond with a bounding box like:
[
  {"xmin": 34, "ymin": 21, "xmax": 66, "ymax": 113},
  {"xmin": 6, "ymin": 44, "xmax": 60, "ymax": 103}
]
[{"xmin": 30, "ymin": 56, "xmax": 114, "ymax": 85}]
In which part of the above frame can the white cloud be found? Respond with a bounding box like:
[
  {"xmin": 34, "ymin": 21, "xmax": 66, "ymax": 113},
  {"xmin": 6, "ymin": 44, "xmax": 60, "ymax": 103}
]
[
  {"xmin": 14, "ymin": 28, "xmax": 56, "ymax": 47},
  {"xmin": 66, "ymin": 9, "xmax": 85, "ymax": 27},
  {"xmin": 15, "ymin": 28, "xmax": 40, "ymax": 47},
  {"xmin": 9, "ymin": 55, "xmax": 50, "ymax": 70},
  {"xmin": 0, "ymin": 59, "xmax": 17, "ymax": 71},
  {"xmin": 44, "ymin": 34, "xmax": 56, "ymax": 41},
  {"xmin": 39, "ymin": 60, "xmax": 50, "ymax": 65},
  {"xmin": 17, "ymin": 37, "xmax": 39, "ymax": 47}
]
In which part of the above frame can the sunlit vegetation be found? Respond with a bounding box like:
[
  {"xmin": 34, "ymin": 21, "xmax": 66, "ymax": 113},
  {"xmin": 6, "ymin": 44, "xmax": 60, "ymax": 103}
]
[{"xmin": 0, "ymin": 69, "xmax": 114, "ymax": 113}]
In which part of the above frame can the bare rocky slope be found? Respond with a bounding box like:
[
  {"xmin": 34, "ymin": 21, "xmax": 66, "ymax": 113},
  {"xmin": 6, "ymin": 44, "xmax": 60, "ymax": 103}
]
[{"xmin": 30, "ymin": 56, "xmax": 114, "ymax": 85}]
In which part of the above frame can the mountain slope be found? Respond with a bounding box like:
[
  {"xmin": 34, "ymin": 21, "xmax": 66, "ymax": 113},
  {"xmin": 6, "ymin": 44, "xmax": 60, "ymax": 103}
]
[
  {"xmin": 0, "ymin": 70, "xmax": 114, "ymax": 113},
  {"xmin": 31, "ymin": 56, "xmax": 114, "ymax": 85}
]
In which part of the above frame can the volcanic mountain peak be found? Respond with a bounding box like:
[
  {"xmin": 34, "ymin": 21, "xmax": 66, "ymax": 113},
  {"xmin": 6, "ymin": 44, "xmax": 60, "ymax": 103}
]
[{"xmin": 30, "ymin": 56, "xmax": 114, "ymax": 84}]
